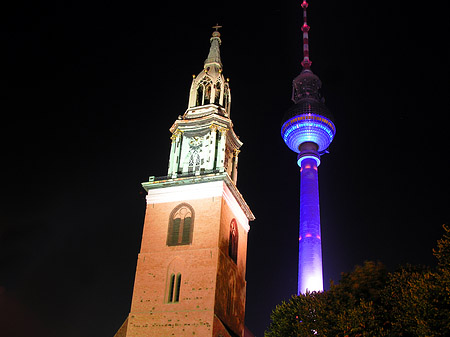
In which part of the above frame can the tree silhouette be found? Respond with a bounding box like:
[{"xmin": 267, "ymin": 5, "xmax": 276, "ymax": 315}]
[{"xmin": 265, "ymin": 225, "xmax": 450, "ymax": 337}]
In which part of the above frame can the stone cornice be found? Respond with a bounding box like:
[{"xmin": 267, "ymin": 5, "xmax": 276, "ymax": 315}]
[
  {"xmin": 169, "ymin": 112, "xmax": 243, "ymax": 149},
  {"xmin": 142, "ymin": 172, "xmax": 255, "ymax": 222}
]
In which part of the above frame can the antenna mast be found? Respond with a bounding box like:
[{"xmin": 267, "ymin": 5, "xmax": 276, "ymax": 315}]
[{"xmin": 300, "ymin": 0, "xmax": 312, "ymax": 70}]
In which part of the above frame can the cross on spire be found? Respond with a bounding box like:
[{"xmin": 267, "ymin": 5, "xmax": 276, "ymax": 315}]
[{"xmin": 212, "ymin": 24, "xmax": 222, "ymax": 32}]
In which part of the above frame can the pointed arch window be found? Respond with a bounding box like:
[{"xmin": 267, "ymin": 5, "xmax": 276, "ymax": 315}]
[
  {"xmin": 229, "ymin": 219, "xmax": 238, "ymax": 264},
  {"xmin": 204, "ymin": 82, "xmax": 212, "ymax": 103},
  {"xmin": 167, "ymin": 203, "xmax": 194, "ymax": 246},
  {"xmin": 214, "ymin": 81, "xmax": 221, "ymax": 105},
  {"xmin": 196, "ymin": 84, "xmax": 204, "ymax": 106},
  {"xmin": 167, "ymin": 273, "xmax": 182, "ymax": 303},
  {"xmin": 196, "ymin": 77, "xmax": 213, "ymax": 106}
]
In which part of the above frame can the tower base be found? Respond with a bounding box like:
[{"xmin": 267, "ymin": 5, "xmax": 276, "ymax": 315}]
[{"xmin": 116, "ymin": 173, "xmax": 254, "ymax": 337}]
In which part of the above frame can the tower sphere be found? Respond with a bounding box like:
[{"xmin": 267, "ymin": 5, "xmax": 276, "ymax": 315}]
[{"xmin": 281, "ymin": 70, "xmax": 336, "ymax": 154}]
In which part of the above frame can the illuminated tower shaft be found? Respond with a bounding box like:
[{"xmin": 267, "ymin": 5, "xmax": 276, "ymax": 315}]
[
  {"xmin": 298, "ymin": 144, "xmax": 323, "ymax": 294},
  {"xmin": 281, "ymin": 0, "xmax": 335, "ymax": 295}
]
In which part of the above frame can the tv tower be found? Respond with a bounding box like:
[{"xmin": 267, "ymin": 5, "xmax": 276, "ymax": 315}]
[{"xmin": 281, "ymin": 0, "xmax": 336, "ymax": 294}]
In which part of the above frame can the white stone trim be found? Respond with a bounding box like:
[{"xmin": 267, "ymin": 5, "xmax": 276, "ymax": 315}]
[
  {"xmin": 146, "ymin": 180, "xmax": 223, "ymax": 204},
  {"xmin": 146, "ymin": 180, "xmax": 250, "ymax": 233},
  {"xmin": 222, "ymin": 183, "xmax": 250, "ymax": 233}
]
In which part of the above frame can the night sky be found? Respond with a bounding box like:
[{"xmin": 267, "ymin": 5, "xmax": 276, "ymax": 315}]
[{"xmin": 1, "ymin": 1, "xmax": 449, "ymax": 336}]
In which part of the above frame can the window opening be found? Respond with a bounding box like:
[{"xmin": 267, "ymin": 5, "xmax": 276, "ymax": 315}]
[
  {"xmin": 174, "ymin": 273, "xmax": 182, "ymax": 302},
  {"xmin": 204, "ymin": 82, "xmax": 211, "ymax": 103},
  {"xmin": 167, "ymin": 273, "xmax": 182, "ymax": 303},
  {"xmin": 229, "ymin": 219, "xmax": 238, "ymax": 264},
  {"xmin": 196, "ymin": 84, "xmax": 204, "ymax": 106},
  {"xmin": 188, "ymin": 152, "xmax": 201, "ymax": 173},
  {"xmin": 168, "ymin": 273, "xmax": 175, "ymax": 303},
  {"xmin": 215, "ymin": 81, "xmax": 221, "ymax": 104},
  {"xmin": 167, "ymin": 204, "xmax": 194, "ymax": 246}
]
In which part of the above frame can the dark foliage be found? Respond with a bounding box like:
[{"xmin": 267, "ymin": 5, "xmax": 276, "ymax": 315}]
[{"xmin": 265, "ymin": 225, "xmax": 450, "ymax": 337}]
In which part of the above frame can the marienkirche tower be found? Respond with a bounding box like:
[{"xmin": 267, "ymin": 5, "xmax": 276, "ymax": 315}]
[{"xmin": 115, "ymin": 26, "xmax": 255, "ymax": 337}]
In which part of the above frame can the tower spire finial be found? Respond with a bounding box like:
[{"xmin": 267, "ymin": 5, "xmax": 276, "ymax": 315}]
[
  {"xmin": 204, "ymin": 24, "xmax": 223, "ymax": 68},
  {"xmin": 300, "ymin": 0, "xmax": 312, "ymax": 70},
  {"xmin": 212, "ymin": 23, "xmax": 222, "ymax": 32}
]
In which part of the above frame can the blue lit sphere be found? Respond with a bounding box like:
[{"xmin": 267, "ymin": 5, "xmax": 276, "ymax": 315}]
[{"xmin": 281, "ymin": 99, "xmax": 336, "ymax": 153}]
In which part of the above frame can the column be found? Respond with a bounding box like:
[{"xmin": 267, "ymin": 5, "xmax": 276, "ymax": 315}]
[
  {"xmin": 168, "ymin": 130, "xmax": 182, "ymax": 178},
  {"xmin": 216, "ymin": 127, "xmax": 227, "ymax": 172},
  {"xmin": 231, "ymin": 149, "xmax": 240, "ymax": 184},
  {"xmin": 209, "ymin": 125, "xmax": 218, "ymax": 171}
]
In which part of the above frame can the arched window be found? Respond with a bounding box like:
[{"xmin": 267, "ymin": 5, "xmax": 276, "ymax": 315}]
[
  {"xmin": 229, "ymin": 219, "xmax": 238, "ymax": 263},
  {"xmin": 167, "ymin": 203, "xmax": 194, "ymax": 246},
  {"xmin": 188, "ymin": 151, "xmax": 201, "ymax": 173},
  {"xmin": 196, "ymin": 84, "xmax": 204, "ymax": 106},
  {"xmin": 214, "ymin": 81, "xmax": 221, "ymax": 105},
  {"xmin": 204, "ymin": 82, "xmax": 212, "ymax": 103},
  {"xmin": 167, "ymin": 273, "xmax": 182, "ymax": 303},
  {"xmin": 197, "ymin": 77, "xmax": 212, "ymax": 106}
]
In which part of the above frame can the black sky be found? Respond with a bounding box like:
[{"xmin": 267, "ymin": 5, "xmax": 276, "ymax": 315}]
[{"xmin": 1, "ymin": 1, "xmax": 449, "ymax": 336}]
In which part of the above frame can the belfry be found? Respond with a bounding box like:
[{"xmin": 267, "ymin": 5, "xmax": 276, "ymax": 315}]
[{"xmin": 115, "ymin": 27, "xmax": 255, "ymax": 337}]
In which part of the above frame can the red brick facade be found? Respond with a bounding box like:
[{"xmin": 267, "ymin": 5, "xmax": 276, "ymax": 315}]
[{"xmin": 116, "ymin": 181, "xmax": 251, "ymax": 337}]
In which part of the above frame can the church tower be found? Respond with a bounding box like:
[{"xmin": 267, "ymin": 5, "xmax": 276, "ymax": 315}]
[{"xmin": 115, "ymin": 27, "xmax": 255, "ymax": 337}]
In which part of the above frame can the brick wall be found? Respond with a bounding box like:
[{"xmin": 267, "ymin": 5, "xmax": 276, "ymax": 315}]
[{"xmin": 120, "ymin": 181, "xmax": 250, "ymax": 337}]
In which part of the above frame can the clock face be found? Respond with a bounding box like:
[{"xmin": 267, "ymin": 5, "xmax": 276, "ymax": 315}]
[{"xmin": 189, "ymin": 136, "xmax": 202, "ymax": 148}]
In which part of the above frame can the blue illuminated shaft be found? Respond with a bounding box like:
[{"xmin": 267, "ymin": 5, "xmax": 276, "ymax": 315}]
[{"xmin": 298, "ymin": 157, "xmax": 323, "ymax": 294}]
